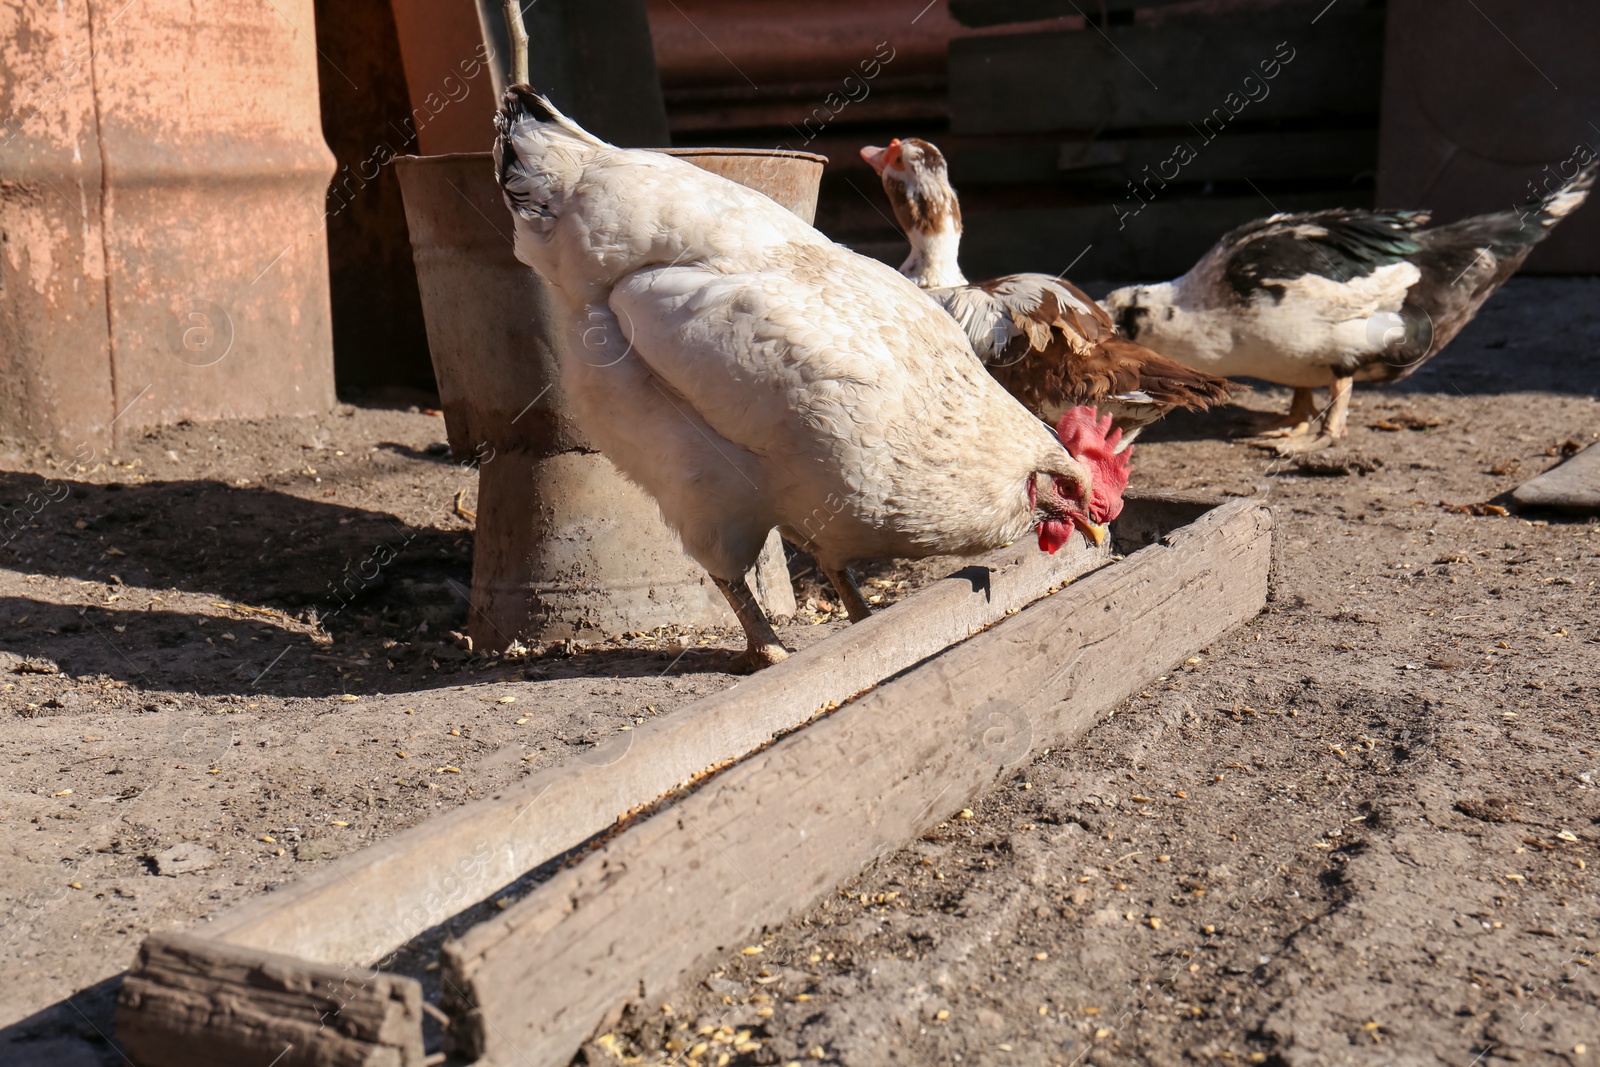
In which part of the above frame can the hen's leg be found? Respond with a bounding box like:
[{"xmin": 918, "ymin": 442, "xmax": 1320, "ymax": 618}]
[
  {"xmin": 821, "ymin": 565, "xmax": 873, "ymax": 623},
  {"xmin": 711, "ymin": 575, "xmax": 789, "ymax": 674},
  {"xmin": 1272, "ymin": 375, "xmax": 1354, "ymax": 456},
  {"xmin": 1246, "ymin": 387, "xmax": 1317, "ymax": 438}
]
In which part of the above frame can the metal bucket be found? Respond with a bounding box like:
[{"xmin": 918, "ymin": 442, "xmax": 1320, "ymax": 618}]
[{"xmin": 396, "ymin": 147, "xmax": 825, "ymax": 649}]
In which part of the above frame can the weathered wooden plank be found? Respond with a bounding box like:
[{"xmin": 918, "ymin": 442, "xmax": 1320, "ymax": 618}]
[
  {"xmin": 438, "ymin": 498, "xmax": 1273, "ymax": 1065},
  {"xmin": 1108, "ymin": 489, "xmax": 1216, "ymax": 551},
  {"xmin": 943, "ymin": 129, "xmax": 1377, "ymax": 187},
  {"xmin": 950, "ymin": 0, "xmax": 1201, "ymax": 28},
  {"xmin": 203, "ymin": 535, "xmax": 1112, "ymax": 967},
  {"xmin": 116, "ymin": 934, "xmax": 424, "ymax": 1067},
  {"xmin": 778, "ymin": 127, "xmax": 1374, "ymax": 188},
  {"xmin": 956, "ymin": 191, "xmax": 1353, "ymax": 283},
  {"xmin": 950, "ymin": 8, "xmax": 1383, "ymax": 134},
  {"xmin": 663, "ymin": 74, "xmax": 949, "ymax": 135},
  {"xmin": 1512, "ymin": 444, "xmax": 1600, "ymax": 514},
  {"xmin": 1059, "ymin": 129, "xmax": 1376, "ymax": 181}
]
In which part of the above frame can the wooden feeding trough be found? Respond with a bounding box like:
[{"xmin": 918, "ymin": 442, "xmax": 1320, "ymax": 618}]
[
  {"xmin": 116, "ymin": 492, "xmax": 1272, "ymax": 1067},
  {"xmin": 1513, "ymin": 443, "xmax": 1600, "ymax": 515},
  {"xmin": 395, "ymin": 148, "xmax": 824, "ymax": 652}
]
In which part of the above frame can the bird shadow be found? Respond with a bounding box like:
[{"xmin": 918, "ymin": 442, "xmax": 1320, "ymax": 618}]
[
  {"xmin": 0, "ymin": 972, "xmax": 125, "ymax": 1067},
  {"xmin": 0, "ymin": 470, "xmax": 742, "ymax": 699}
]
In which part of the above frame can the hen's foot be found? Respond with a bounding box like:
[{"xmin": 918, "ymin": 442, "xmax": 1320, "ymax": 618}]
[
  {"xmin": 725, "ymin": 643, "xmax": 790, "ymax": 675},
  {"xmin": 711, "ymin": 573, "xmax": 789, "ymax": 673},
  {"xmin": 821, "ymin": 564, "xmax": 873, "ymax": 623}
]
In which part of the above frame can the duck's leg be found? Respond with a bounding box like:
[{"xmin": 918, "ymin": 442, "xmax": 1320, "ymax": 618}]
[
  {"xmin": 1322, "ymin": 374, "xmax": 1354, "ymax": 440},
  {"xmin": 1246, "ymin": 387, "xmax": 1317, "ymax": 438},
  {"xmin": 711, "ymin": 575, "xmax": 790, "ymax": 673},
  {"xmin": 820, "ymin": 564, "xmax": 873, "ymax": 623},
  {"xmin": 1272, "ymin": 374, "xmax": 1354, "ymax": 456}
]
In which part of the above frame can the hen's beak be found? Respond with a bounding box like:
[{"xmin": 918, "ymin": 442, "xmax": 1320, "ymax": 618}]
[
  {"xmin": 859, "ymin": 140, "xmax": 901, "ymax": 175},
  {"xmin": 1072, "ymin": 514, "xmax": 1109, "ymax": 547}
]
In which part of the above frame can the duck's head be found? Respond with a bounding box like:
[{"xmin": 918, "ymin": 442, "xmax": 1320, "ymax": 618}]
[
  {"xmin": 1103, "ymin": 281, "xmax": 1179, "ymax": 344},
  {"xmin": 860, "ymin": 138, "xmax": 966, "ymax": 287}
]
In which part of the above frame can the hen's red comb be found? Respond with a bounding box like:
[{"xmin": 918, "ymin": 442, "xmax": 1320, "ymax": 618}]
[{"xmin": 1055, "ymin": 406, "xmax": 1131, "ymax": 524}]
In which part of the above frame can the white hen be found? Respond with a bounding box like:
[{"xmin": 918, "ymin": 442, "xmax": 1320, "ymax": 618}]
[{"xmin": 492, "ymin": 88, "xmax": 1122, "ymax": 671}]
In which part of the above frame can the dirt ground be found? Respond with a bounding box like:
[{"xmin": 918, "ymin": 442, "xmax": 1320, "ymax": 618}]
[
  {"xmin": 0, "ymin": 400, "xmax": 867, "ymax": 1059},
  {"xmin": 2, "ymin": 277, "xmax": 1597, "ymax": 1066}
]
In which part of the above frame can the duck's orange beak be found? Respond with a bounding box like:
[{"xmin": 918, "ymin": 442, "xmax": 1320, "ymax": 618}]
[{"xmin": 859, "ymin": 139, "xmax": 902, "ymax": 174}]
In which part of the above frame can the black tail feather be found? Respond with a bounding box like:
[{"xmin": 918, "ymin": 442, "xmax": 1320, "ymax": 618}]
[
  {"xmin": 495, "ymin": 85, "xmax": 559, "ymax": 142},
  {"xmin": 1389, "ymin": 156, "xmax": 1597, "ymax": 374},
  {"xmin": 502, "ymin": 84, "xmax": 560, "ymax": 124},
  {"xmin": 1413, "ymin": 156, "xmax": 1597, "ymax": 265}
]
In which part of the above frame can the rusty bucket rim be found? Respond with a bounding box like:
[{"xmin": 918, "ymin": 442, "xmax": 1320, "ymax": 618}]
[
  {"xmin": 395, "ymin": 146, "xmax": 829, "ymax": 167},
  {"xmin": 658, "ymin": 146, "xmax": 829, "ymax": 165}
]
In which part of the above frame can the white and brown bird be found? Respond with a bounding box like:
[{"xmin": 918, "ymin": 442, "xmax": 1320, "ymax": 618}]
[
  {"xmin": 861, "ymin": 137, "xmax": 1234, "ymax": 447},
  {"xmin": 1103, "ymin": 160, "xmax": 1599, "ymax": 454},
  {"xmin": 494, "ymin": 89, "xmax": 1129, "ymax": 671}
]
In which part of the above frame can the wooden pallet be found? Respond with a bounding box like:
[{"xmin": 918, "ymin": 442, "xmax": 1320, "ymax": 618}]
[{"xmin": 115, "ymin": 493, "xmax": 1271, "ymax": 1067}]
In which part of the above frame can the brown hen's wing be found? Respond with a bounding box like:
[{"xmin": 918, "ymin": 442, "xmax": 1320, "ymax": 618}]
[
  {"xmin": 975, "ymin": 275, "xmax": 1234, "ymax": 423},
  {"xmin": 1043, "ymin": 275, "xmax": 1116, "ymax": 333},
  {"xmin": 1088, "ymin": 336, "xmax": 1236, "ymax": 410}
]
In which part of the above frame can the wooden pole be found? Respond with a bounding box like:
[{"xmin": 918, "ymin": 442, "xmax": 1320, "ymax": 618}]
[{"xmin": 502, "ymin": 0, "xmax": 529, "ymax": 86}]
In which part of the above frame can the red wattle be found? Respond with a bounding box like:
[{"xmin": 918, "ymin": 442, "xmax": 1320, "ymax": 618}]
[{"xmin": 1037, "ymin": 519, "xmax": 1070, "ymax": 555}]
